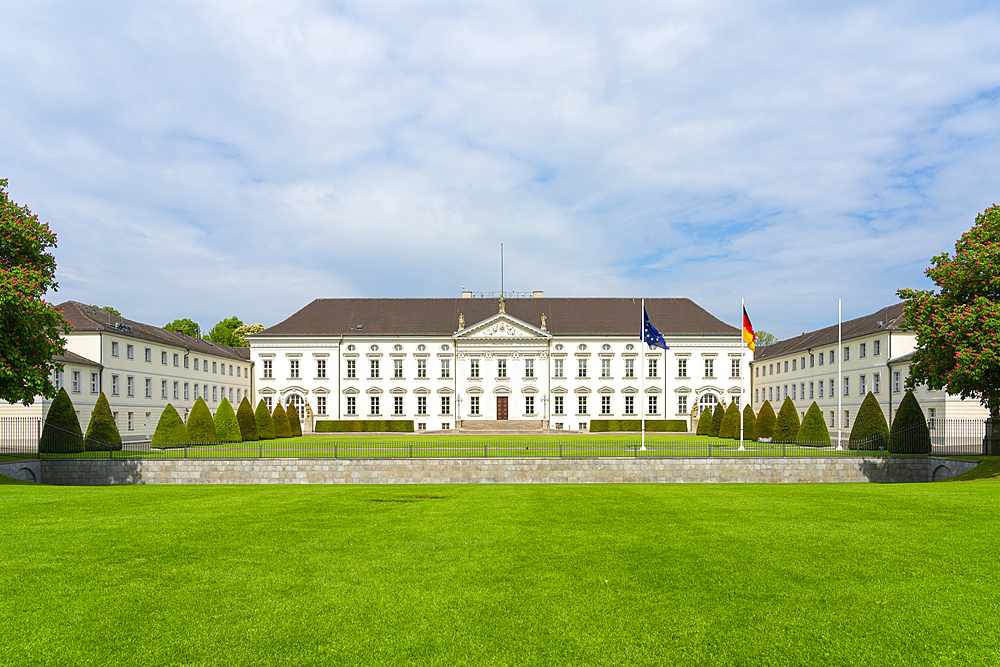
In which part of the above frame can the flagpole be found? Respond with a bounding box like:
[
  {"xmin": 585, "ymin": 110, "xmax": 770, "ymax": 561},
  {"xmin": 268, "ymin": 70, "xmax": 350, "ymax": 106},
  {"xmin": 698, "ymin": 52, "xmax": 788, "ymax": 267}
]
[
  {"xmin": 739, "ymin": 299, "xmax": 746, "ymax": 452},
  {"xmin": 836, "ymin": 298, "xmax": 844, "ymax": 451},
  {"xmin": 640, "ymin": 298, "xmax": 646, "ymax": 452}
]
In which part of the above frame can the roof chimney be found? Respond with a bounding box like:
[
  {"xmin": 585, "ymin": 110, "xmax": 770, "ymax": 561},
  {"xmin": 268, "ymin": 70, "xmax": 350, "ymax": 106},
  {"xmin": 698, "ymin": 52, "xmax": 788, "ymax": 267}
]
[
  {"xmin": 462, "ymin": 290, "xmax": 473, "ymax": 298},
  {"xmin": 532, "ymin": 290, "xmax": 544, "ymax": 298}
]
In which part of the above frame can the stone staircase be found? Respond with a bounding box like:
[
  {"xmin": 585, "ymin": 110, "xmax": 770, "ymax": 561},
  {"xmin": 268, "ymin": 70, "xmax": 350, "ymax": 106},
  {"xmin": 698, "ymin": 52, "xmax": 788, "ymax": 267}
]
[{"xmin": 459, "ymin": 419, "xmax": 547, "ymax": 434}]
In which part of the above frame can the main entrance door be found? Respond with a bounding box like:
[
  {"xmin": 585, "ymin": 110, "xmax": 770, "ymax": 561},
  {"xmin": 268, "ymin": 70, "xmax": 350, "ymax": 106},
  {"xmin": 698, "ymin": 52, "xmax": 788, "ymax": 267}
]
[{"xmin": 497, "ymin": 396, "xmax": 508, "ymax": 420}]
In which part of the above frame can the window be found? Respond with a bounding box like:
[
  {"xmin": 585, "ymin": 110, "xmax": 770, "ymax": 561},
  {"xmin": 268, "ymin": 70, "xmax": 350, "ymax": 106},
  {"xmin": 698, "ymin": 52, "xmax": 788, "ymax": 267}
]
[
  {"xmin": 928, "ymin": 408, "xmax": 936, "ymax": 430},
  {"xmin": 184, "ymin": 355, "xmax": 189, "ymax": 369},
  {"xmin": 818, "ymin": 380, "xmax": 824, "ymax": 398},
  {"xmin": 783, "ymin": 361, "xmax": 788, "ymax": 373},
  {"xmin": 809, "ymin": 381, "xmax": 814, "ymax": 399},
  {"xmin": 578, "ymin": 396, "xmax": 587, "ymax": 415},
  {"xmin": 792, "ymin": 359, "xmax": 796, "ymax": 371},
  {"xmin": 843, "ymin": 346, "xmax": 849, "ymax": 362},
  {"xmin": 50, "ymin": 368, "xmax": 62, "ymax": 391},
  {"xmin": 873, "ymin": 339, "xmax": 881, "ymax": 356},
  {"xmin": 829, "ymin": 350, "xmax": 834, "ymax": 364},
  {"xmin": 263, "ymin": 359, "xmax": 272, "ymax": 378},
  {"xmin": 173, "ymin": 353, "xmax": 179, "ymax": 367},
  {"xmin": 526, "ymin": 396, "xmax": 536, "ymax": 415},
  {"xmin": 755, "ymin": 388, "xmax": 759, "ymax": 403},
  {"xmin": 647, "ymin": 358, "xmax": 657, "ymax": 378},
  {"xmin": 111, "ymin": 341, "xmax": 119, "ymax": 357},
  {"xmin": 145, "ymin": 378, "xmax": 152, "ymax": 398},
  {"xmin": 347, "ymin": 359, "xmax": 356, "ymax": 378},
  {"xmin": 769, "ymin": 363, "xmax": 774, "ymax": 375},
  {"xmin": 237, "ymin": 366, "xmax": 241, "ymax": 377},
  {"xmin": 498, "ymin": 359, "xmax": 507, "ymax": 378},
  {"xmin": 209, "ymin": 361, "xmax": 215, "ymax": 373},
  {"xmin": 810, "ymin": 354, "xmax": 815, "ymax": 367},
  {"xmin": 112, "ymin": 375, "xmax": 120, "ymax": 396},
  {"xmin": 71, "ymin": 371, "xmax": 80, "ymax": 393},
  {"xmin": 791, "ymin": 384, "xmax": 796, "ymax": 400},
  {"xmin": 317, "ymin": 396, "xmax": 327, "ymax": 416},
  {"xmin": 625, "ymin": 359, "xmax": 634, "ymax": 378},
  {"xmin": 800, "ymin": 356, "xmax": 805, "ymax": 369},
  {"xmin": 126, "ymin": 344, "xmax": 133, "ymax": 360},
  {"xmin": 818, "ymin": 353, "xmax": 824, "ymax": 366},
  {"xmin": 600, "ymin": 396, "xmax": 611, "ymax": 415},
  {"xmin": 183, "ymin": 383, "xmax": 189, "ymax": 400},
  {"xmin": 441, "ymin": 359, "xmax": 450, "ymax": 379},
  {"xmin": 647, "ymin": 395, "xmax": 657, "ymax": 415},
  {"xmin": 195, "ymin": 358, "xmax": 200, "ymax": 371},
  {"xmin": 470, "ymin": 359, "xmax": 480, "ymax": 378},
  {"xmin": 578, "ymin": 359, "xmax": 587, "ymax": 378},
  {"xmin": 212, "ymin": 386, "xmax": 218, "ymax": 402},
  {"xmin": 893, "ymin": 371, "xmax": 901, "ymax": 392},
  {"xmin": 554, "ymin": 396, "xmax": 564, "ymax": 415},
  {"xmin": 859, "ymin": 374, "xmax": 867, "ymax": 395},
  {"xmin": 417, "ymin": 359, "xmax": 427, "ymax": 378},
  {"xmin": 829, "ymin": 379, "xmax": 834, "ymax": 398},
  {"xmin": 731, "ymin": 359, "xmax": 740, "ymax": 378},
  {"xmin": 525, "ymin": 358, "xmax": 534, "ymax": 378},
  {"xmin": 678, "ymin": 359, "xmax": 687, "ymax": 378},
  {"xmin": 264, "ymin": 396, "xmax": 272, "ymax": 411},
  {"xmin": 236, "ymin": 389, "xmax": 241, "ymax": 402},
  {"xmin": 417, "ymin": 396, "xmax": 427, "ymax": 415},
  {"xmin": 625, "ymin": 395, "xmax": 635, "ymax": 415},
  {"xmin": 145, "ymin": 348, "xmax": 152, "ymax": 363},
  {"xmin": 845, "ymin": 410, "xmax": 850, "ymax": 428},
  {"xmin": 678, "ymin": 395, "xmax": 688, "ymax": 414},
  {"xmin": 127, "ymin": 412, "xmax": 133, "ymax": 431},
  {"xmin": 229, "ymin": 388, "xmax": 233, "ymax": 402},
  {"xmin": 555, "ymin": 359, "xmax": 565, "ymax": 378},
  {"xmin": 317, "ymin": 359, "xmax": 326, "ymax": 379},
  {"xmin": 843, "ymin": 377, "xmax": 849, "ymax": 396},
  {"xmin": 161, "ymin": 351, "xmax": 167, "ymax": 365},
  {"xmin": 173, "ymin": 381, "xmax": 179, "ymax": 400},
  {"xmin": 470, "ymin": 396, "xmax": 480, "ymax": 415},
  {"xmin": 830, "ymin": 411, "xmax": 835, "ymax": 427},
  {"xmin": 441, "ymin": 396, "xmax": 450, "ymax": 415},
  {"xmin": 704, "ymin": 358, "xmax": 714, "ymax": 378},
  {"xmin": 371, "ymin": 396, "xmax": 380, "ymax": 415},
  {"xmin": 290, "ymin": 359, "xmax": 300, "ymax": 379},
  {"xmin": 394, "ymin": 359, "xmax": 403, "ymax": 379},
  {"xmin": 859, "ymin": 343, "xmax": 866, "ymax": 358},
  {"xmin": 601, "ymin": 358, "xmax": 611, "ymax": 378},
  {"xmin": 800, "ymin": 383, "xmax": 805, "ymax": 400},
  {"xmin": 783, "ymin": 385, "xmax": 788, "ymax": 400},
  {"xmin": 873, "ymin": 372, "xmax": 880, "ymax": 394},
  {"xmin": 347, "ymin": 396, "xmax": 357, "ymax": 415},
  {"xmin": 755, "ymin": 366, "xmax": 759, "ymax": 377},
  {"xmin": 194, "ymin": 384, "xmax": 199, "ymax": 400},
  {"xmin": 394, "ymin": 396, "xmax": 404, "ymax": 416},
  {"xmin": 370, "ymin": 359, "xmax": 380, "ymax": 378}
]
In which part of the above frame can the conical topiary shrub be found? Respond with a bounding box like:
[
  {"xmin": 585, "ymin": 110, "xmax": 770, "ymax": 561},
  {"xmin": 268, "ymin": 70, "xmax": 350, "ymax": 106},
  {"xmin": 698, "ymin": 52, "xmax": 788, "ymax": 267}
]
[
  {"xmin": 214, "ymin": 397, "xmax": 242, "ymax": 443},
  {"xmin": 773, "ymin": 397, "xmax": 801, "ymax": 444},
  {"xmin": 753, "ymin": 401, "xmax": 776, "ymax": 440},
  {"xmin": 797, "ymin": 402, "xmax": 831, "ymax": 447},
  {"xmin": 708, "ymin": 402, "xmax": 726, "ymax": 437},
  {"xmin": 85, "ymin": 392, "xmax": 122, "ymax": 451},
  {"xmin": 272, "ymin": 403, "xmax": 291, "ymax": 438},
  {"xmin": 849, "ymin": 392, "xmax": 889, "ymax": 451},
  {"xmin": 186, "ymin": 397, "xmax": 217, "ymax": 444},
  {"xmin": 286, "ymin": 403, "xmax": 302, "ymax": 437},
  {"xmin": 717, "ymin": 401, "xmax": 740, "ymax": 439},
  {"xmin": 889, "ymin": 390, "xmax": 931, "ymax": 454},
  {"xmin": 741, "ymin": 404, "xmax": 757, "ymax": 443},
  {"xmin": 39, "ymin": 388, "xmax": 84, "ymax": 453},
  {"xmin": 255, "ymin": 400, "xmax": 276, "ymax": 440},
  {"xmin": 152, "ymin": 404, "xmax": 188, "ymax": 447},
  {"xmin": 237, "ymin": 397, "xmax": 259, "ymax": 442},
  {"xmin": 696, "ymin": 404, "xmax": 713, "ymax": 436}
]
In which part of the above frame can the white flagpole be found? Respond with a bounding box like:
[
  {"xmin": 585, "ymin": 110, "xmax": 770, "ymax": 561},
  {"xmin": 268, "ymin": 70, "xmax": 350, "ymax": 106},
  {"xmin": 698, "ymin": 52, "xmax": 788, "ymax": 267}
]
[
  {"xmin": 739, "ymin": 299, "xmax": 746, "ymax": 451},
  {"xmin": 836, "ymin": 298, "xmax": 844, "ymax": 450},
  {"xmin": 640, "ymin": 298, "xmax": 646, "ymax": 452}
]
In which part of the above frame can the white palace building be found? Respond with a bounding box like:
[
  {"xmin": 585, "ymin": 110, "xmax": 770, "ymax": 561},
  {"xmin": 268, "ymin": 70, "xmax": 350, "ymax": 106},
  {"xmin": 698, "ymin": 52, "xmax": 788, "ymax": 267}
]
[{"xmin": 249, "ymin": 292, "xmax": 748, "ymax": 431}]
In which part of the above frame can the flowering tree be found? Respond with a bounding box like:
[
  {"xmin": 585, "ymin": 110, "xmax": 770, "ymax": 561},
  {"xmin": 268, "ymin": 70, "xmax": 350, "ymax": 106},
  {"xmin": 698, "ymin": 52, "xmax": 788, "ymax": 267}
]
[
  {"xmin": 897, "ymin": 205, "xmax": 1000, "ymax": 433},
  {"xmin": 0, "ymin": 179, "xmax": 71, "ymax": 405}
]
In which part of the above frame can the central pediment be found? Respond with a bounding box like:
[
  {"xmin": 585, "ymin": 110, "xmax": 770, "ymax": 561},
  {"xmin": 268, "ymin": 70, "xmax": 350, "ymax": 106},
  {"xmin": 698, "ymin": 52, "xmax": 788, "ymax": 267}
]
[{"xmin": 455, "ymin": 313, "xmax": 551, "ymax": 340}]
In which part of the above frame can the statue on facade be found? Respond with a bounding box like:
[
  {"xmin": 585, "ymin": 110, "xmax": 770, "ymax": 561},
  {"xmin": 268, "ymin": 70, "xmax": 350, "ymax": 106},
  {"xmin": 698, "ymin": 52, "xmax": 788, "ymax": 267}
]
[
  {"xmin": 498, "ymin": 295, "xmax": 506, "ymax": 313},
  {"xmin": 458, "ymin": 312, "xmax": 465, "ymax": 330},
  {"xmin": 540, "ymin": 313, "xmax": 547, "ymax": 331}
]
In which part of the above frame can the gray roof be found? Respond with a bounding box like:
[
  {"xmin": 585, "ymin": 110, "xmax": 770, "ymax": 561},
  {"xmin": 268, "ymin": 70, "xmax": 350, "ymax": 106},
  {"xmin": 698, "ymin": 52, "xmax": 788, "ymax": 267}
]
[
  {"xmin": 53, "ymin": 349, "xmax": 101, "ymax": 368},
  {"xmin": 753, "ymin": 303, "xmax": 906, "ymax": 362},
  {"xmin": 259, "ymin": 297, "xmax": 740, "ymax": 337},
  {"xmin": 58, "ymin": 302, "xmax": 248, "ymax": 362}
]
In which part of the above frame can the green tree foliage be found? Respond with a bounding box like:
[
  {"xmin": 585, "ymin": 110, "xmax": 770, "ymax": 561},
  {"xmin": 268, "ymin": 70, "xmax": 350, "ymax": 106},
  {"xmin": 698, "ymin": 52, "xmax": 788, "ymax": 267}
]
[
  {"xmin": 286, "ymin": 403, "xmax": 302, "ymax": 437},
  {"xmin": 204, "ymin": 316, "xmax": 243, "ymax": 346},
  {"xmin": 164, "ymin": 318, "xmax": 201, "ymax": 338},
  {"xmin": 272, "ymin": 403, "xmax": 291, "ymax": 438},
  {"xmin": 753, "ymin": 401, "xmax": 776, "ymax": 440},
  {"xmin": 237, "ymin": 396, "xmax": 259, "ymax": 441},
  {"xmin": 708, "ymin": 402, "xmax": 725, "ymax": 437},
  {"xmin": 152, "ymin": 404, "xmax": 188, "ymax": 447},
  {"xmin": 898, "ymin": 205, "xmax": 1000, "ymax": 421},
  {"xmin": 797, "ymin": 402, "xmax": 831, "ymax": 446},
  {"xmin": 186, "ymin": 397, "xmax": 218, "ymax": 444},
  {"xmin": 0, "ymin": 179, "xmax": 72, "ymax": 405},
  {"xmin": 773, "ymin": 397, "xmax": 801, "ymax": 444},
  {"xmin": 255, "ymin": 400, "xmax": 275, "ymax": 440},
  {"xmin": 231, "ymin": 323, "xmax": 264, "ymax": 347},
  {"xmin": 695, "ymin": 404, "xmax": 713, "ymax": 436},
  {"xmin": 889, "ymin": 390, "xmax": 932, "ymax": 454},
  {"xmin": 755, "ymin": 330, "xmax": 778, "ymax": 346},
  {"xmin": 213, "ymin": 397, "xmax": 242, "ymax": 443},
  {"xmin": 90, "ymin": 305, "xmax": 121, "ymax": 317},
  {"xmin": 741, "ymin": 404, "xmax": 757, "ymax": 442},
  {"xmin": 85, "ymin": 392, "xmax": 122, "ymax": 451},
  {"xmin": 717, "ymin": 402, "xmax": 740, "ymax": 439},
  {"xmin": 38, "ymin": 387, "xmax": 83, "ymax": 453},
  {"xmin": 849, "ymin": 392, "xmax": 890, "ymax": 451}
]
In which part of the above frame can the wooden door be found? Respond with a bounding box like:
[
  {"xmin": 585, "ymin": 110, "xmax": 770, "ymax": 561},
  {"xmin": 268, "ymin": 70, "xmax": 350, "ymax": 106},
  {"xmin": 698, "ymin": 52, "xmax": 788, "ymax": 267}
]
[{"xmin": 497, "ymin": 396, "xmax": 508, "ymax": 420}]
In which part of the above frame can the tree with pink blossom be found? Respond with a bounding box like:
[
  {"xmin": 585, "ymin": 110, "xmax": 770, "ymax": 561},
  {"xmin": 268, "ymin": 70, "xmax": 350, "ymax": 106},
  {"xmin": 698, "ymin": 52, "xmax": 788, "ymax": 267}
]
[{"xmin": 0, "ymin": 179, "xmax": 71, "ymax": 405}]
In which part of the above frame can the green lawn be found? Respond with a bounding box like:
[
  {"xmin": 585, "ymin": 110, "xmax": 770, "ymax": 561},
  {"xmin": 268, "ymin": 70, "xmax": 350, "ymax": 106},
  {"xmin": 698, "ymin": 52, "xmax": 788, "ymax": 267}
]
[{"xmin": 2, "ymin": 474, "xmax": 999, "ymax": 665}]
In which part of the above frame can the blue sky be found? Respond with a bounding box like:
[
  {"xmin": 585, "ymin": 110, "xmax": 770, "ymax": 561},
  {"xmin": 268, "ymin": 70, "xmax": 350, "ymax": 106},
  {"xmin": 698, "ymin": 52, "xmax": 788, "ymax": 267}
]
[{"xmin": 2, "ymin": 0, "xmax": 998, "ymax": 339}]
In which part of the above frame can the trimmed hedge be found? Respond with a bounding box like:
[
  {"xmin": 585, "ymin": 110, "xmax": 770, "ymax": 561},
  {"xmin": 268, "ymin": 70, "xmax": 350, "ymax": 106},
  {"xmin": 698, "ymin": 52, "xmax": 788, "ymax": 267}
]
[
  {"xmin": 39, "ymin": 388, "xmax": 84, "ymax": 453},
  {"xmin": 754, "ymin": 401, "xmax": 776, "ymax": 440},
  {"xmin": 741, "ymin": 404, "xmax": 757, "ymax": 442},
  {"xmin": 590, "ymin": 419, "xmax": 688, "ymax": 432},
  {"xmin": 849, "ymin": 392, "xmax": 889, "ymax": 451},
  {"xmin": 214, "ymin": 398, "xmax": 242, "ymax": 443},
  {"xmin": 287, "ymin": 404, "xmax": 303, "ymax": 437},
  {"xmin": 85, "ymin": 393, "xmax": 122, "ymax": 451},
  {"xmin": 797, "ymin": 402, "xmax": 831, "ymax": 446},
  {"xmin": 773, "ymin": 397, "xmax": 801, "ymax": 444},
  {"xmin": 717, "ymin": 402, "xmax": 741, "ymax": 439},
  {"xmin": 187, "ymin": 397, "xmax": 218, "ymax": 444},
  {"xmin": 889, "ymin": 390, "xmax": 931, "ymax": 454},
  {"xmin": 708, "ymin": 402, "xmax": 726, "ymax": 437},
  {"xmin": 152, "ymin": 404, "xmax": 188, "ymax": 447},
  {"xmin": 315, "ymin": 420, "xmax": 415, "ymax": 433},
  {"xmin": 695, "ymin": 404, "xmax": 713, "ymax": 436},
  {"xmin": 255, "ymin": 400, "xmax": 276, "ymax": 440},
  {"xmin": 272, "ymin": 403, "xmax": 291, "ymax": 438},
  {"xmin": 236, "ymin": 397, "xmax": 259, "ymax": 442}
]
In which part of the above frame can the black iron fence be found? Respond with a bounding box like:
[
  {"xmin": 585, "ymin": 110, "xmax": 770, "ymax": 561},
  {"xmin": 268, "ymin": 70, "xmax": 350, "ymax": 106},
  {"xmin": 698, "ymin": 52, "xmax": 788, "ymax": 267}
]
[{"xmin": 0, "ymin": 417, "xmax": 990, "ymax": 460}]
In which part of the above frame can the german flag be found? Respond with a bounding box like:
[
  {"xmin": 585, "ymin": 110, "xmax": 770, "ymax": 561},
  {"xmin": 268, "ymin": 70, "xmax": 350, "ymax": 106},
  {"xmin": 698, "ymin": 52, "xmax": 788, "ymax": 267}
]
[{"xmin": 742, "ymin": 307, "xmax": 755, "ymax": 351}]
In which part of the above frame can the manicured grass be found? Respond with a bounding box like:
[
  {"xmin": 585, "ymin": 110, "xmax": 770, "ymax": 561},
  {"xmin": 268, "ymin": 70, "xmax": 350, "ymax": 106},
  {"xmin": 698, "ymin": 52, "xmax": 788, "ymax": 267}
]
[{"xmin": 2, "ymin": 480, "xmax": 1000, "ymax": 665}]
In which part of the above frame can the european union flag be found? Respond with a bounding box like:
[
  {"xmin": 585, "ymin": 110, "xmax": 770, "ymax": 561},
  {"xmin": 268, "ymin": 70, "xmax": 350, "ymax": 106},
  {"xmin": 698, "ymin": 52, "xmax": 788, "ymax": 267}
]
[{"xmin": 643, "ymin": 308, "xmax": 669, "ymax": 350}]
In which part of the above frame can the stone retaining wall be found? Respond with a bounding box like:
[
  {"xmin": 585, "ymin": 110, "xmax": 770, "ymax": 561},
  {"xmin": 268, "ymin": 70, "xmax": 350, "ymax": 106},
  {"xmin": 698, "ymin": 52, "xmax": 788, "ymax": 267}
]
[
  {"xmin": 37, "ymin": 456, "xmax": 981, "ymax": 486},
  {"xmin": 0, "ymin": 459, "xmax": 40, "ymax": 483}
]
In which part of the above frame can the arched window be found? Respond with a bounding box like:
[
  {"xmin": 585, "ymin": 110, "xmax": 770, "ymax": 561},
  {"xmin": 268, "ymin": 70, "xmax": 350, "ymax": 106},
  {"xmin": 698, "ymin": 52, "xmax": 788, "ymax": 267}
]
[
  {"xmin": 698, "ymin": 393, "xmax": 718, "ymax": 413},
  {"xmin": 286, "ymin": 394, "xmax": 305, "ymax": 420}
]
